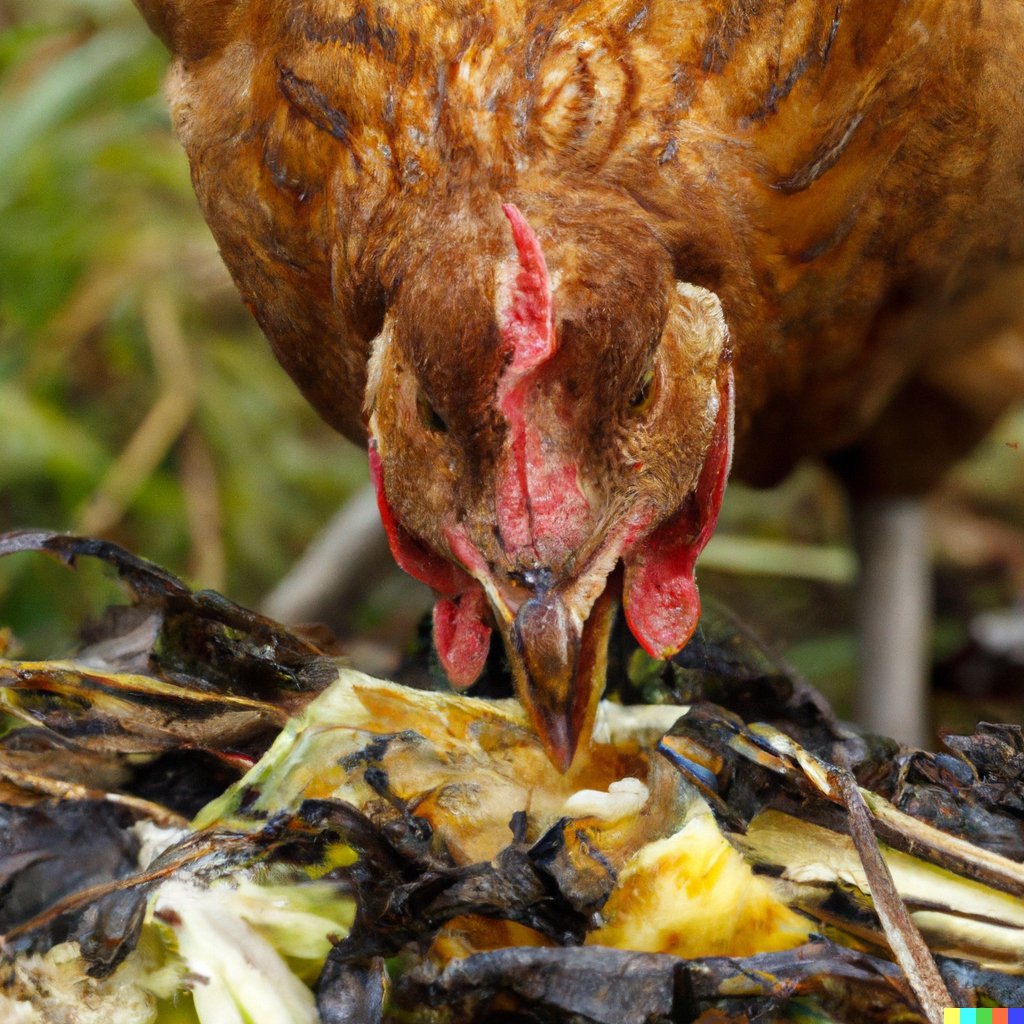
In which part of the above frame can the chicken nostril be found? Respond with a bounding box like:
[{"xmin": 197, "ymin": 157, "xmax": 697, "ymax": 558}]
[{"xmin": 519, "ymin": 567, "xmax": 556, "ymax": 593}]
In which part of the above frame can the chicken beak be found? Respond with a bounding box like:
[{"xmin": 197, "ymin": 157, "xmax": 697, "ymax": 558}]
[
  {"xmin": 442, "ymin": 517, "xmax": 625, "ymax": 772},
  {"xmin": 501, "ymin": 580, "xmax": 617, "ymax": 772},
  {"xmin": 511, "ymin": 592, "xmax": 580, "ymax": 771}
]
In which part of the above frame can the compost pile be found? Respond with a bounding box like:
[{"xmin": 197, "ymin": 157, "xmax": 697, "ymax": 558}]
[{"xmin": 1, "ymin": 531, "xmax": 1022, "ymax": 1024}]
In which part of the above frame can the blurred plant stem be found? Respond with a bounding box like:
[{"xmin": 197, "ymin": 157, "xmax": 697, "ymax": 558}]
[{"xmin": 76, "ymin": 286, "xmax": 197, "ymax": 537}]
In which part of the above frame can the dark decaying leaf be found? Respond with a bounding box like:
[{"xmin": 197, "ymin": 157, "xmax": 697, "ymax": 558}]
[
  {"xmin": 126, "ymin": 749, "xmax": 244, "ymax": 817},
  {"xmin": 4, "ymin": 785, "xmax": 593, "ymax": 985},
  {"xmin": 0, "ymin": 801, "xmax": 142, "ymax": 960},
  {"xmin": 0, "ymin": 728, "xmax": 132, "ymax": 798},
  {"xmin": 0, "ymin": 728, "xmax": 238, "ymax": 820},
  {"xmin": 0, "ymin": 657, "xmax": 288, "ymax": 821},
  {"xmin": 0, "ymin": 806, "xmax": 344, "ymax": 977},
  {"xmin": 304, "ymin": 795, "xmax": 595, "ymax": 964},
  {"xmin": 660, "ymin": 703, "xmax": 1024, "ymax": 884},
  {"xmin": 654, "ymin": 703, "xmax": 1024, "ymax": 1019},
  {"xmin": 388, "ymin": 943, "xmax": 1024, "ymax": 1024},
  {"xmin": 317, "ymin": 956, "xmax": 388, "ymax": 1024},
  {"xmin": 878, "ymin": 723, "xmax": 1024, "ymax": 858},
  {"xmin": 0, "ymin": 533, "xmax": 350, "ymax": 982},
  {"xmin": 0, "ymin": 531, "xmax": 341, "ymax": 814},
  {"xmin": 0, "ymin": 660, "xmax": 288, "ymax": 754},
  {"xmin": 0, "ymin": 531, "xmax": 333, "ymax": 703},
  {"xmin": 658, "ymin": 701, "xmax": 870, "ymax": 842},
  {"xmin": 72, "ymin": 882, "xmax": 151, "ymax": 979},
  {"xmin": 389, "ymin": 942, "xmax": 921, "ymax": 1024},
  {"xmin": 398, "ymin": 945, "xmax": 689, "ymax": 1024}
]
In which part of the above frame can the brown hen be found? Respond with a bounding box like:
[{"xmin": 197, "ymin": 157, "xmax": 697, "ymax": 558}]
[{"xmin": 134, "ymin": 0, "xmax": 1024, "ymax": 767}]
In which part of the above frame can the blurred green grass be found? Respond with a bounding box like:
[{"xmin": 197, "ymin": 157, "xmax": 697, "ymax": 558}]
[{"xmin": 0, "ymin": 0, "xmax": 366, "ymax": 654}]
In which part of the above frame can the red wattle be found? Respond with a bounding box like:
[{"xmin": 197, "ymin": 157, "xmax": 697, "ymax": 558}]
[
  {"xmin": 368, "ymin": 442, "xmax": 469, "ymax": 596},
  {"xmin": 433, "ymin": 588, "xmax": 492, "ymax": 689},
  {"xmin": 623, "ymin": 368, "xmax": 734, "ymax": 659},
  {"xmin": 622, "ymin": 509, "xmax": 704, "ymax": 659},
  {"xmin": 370, "ymin": 445, "xmax": 492, "ymax": 690}
]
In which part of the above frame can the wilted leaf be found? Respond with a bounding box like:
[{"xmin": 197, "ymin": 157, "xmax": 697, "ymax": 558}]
[
  {"xmin": 0, "ymin": 660, "xmax": 288, "ymax": 753},
  {"xmin": 3, "ymin": 533, "xmax": 1024, "ymax": 1024},
  {"xmin": 0, "ymin": 531, "xmax": 334, "ymax": 702},
  {"xmin": 876, "ymin": 724, "xmax": 1024, "ymax": 858},
  {"xmin": 388, "ymin": 941, "xmax": 939, "ymax": 1024}
]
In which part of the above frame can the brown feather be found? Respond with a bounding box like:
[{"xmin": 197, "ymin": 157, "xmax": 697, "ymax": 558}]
[
  {"xmin": 149, "ymin": 0, "xmax": 1024, "ymax": 465},
  {"xmin": 135, "ymin": 0, "xmax": 1024, "ymax": 760}
]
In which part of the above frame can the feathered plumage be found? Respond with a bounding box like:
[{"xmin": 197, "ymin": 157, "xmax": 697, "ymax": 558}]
[{"xmin": 135, "ymin": 0, "xmax": 1024, "ymax": 766}]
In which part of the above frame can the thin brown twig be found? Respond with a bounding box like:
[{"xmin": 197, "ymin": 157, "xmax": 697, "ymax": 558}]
[
  {"xmin": 836, "ymin": 771, "xmax": 952, "ymax": 1024},
  {"xmin": 0, "ymin": 764, "xmax": 189, "ymax": 830},
  {"xmin": 76, "ymin": 390, "xmax": 195, "ymax": 535}
]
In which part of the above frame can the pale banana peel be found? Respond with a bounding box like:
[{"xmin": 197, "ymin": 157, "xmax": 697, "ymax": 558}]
[{"xmin": 198, "ymin": 667, "xmax": 1023, "ymax": 974}]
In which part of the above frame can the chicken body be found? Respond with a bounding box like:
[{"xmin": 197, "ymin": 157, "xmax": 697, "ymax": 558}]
[{"xmin": 136, "ymin": 0, "xmax": 1024, "ymax": 766}]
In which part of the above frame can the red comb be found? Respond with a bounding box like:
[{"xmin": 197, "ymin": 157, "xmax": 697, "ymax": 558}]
[
  {"xmin": 500, "ymin": 203, "xmax": 555, "ymax": 373},
  {"xmin": 494, "ymin": 204, "xmax": 588, "ymax": 558}
]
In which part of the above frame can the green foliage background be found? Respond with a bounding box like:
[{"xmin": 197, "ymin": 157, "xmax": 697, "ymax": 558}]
[{"xmin": 0, "ymin": 0, "xmax": 366, "ymax": 653}]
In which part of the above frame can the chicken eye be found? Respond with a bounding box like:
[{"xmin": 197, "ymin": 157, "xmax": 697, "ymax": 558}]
[
  {"xmin": 628, "ymin": 366, "xmax": 656, "ymax": 415},
  {"xmin": 416, "ymin": 389, "xmax": 448, "ymax": 433}
]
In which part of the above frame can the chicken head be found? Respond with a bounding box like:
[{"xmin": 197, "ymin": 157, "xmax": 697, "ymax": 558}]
[{"xmin": 366, "ymin": 192, "xmax": 733, "ymax": 770}]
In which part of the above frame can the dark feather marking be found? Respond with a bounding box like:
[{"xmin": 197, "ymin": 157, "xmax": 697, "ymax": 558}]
[
  {"xmin": 669, "ymin": 65, "xmax": 696, "ymax": 115},
  {"xmin": 514, "ymin": 96, "xmax": 531, "ymax": 133},
  {"xmin": 567, "ymin": 54, "xmax": 598, "ymax": 145},
  {"xmin": 701, "ymin": 0, "xmax": 766, "ymax": 75},
  {"xmin": 535, "ymin": 42, "xmax": 580, "ymax": 117},
  {"xmin": 277, "ymin": 64, "xmax": 352, "ymax": 145},
  {"xmin": 627, "ymin": 7, "xmax": 648, "ymax": 33},
  {"xmin": 292, "ymin": 4, "xmax": 399, "ymax": 62},
  {"xmin": 821, "ymin": 3, "xmax": 843, "ymax": 65},
  {"xmin": 402, "ymin": 155, "xmax": 424, "ymax": 185},
  {"xmin": 524, "ymin": 19, "xmax": 558, "ymax": 81},
  {"xmin": 773, "ymin": 111, "xmax": 864, "ymax": 194},
  {"xmin": 750, "ymin": 6, "xmax": 843, "ymax": 123},
  {"xmin": 701, "ymin": 33, "xmax": 728, "ymax": 74},
  {"xmin": 750, "ymin": 51, "xmax": 813, "ymax": 121},
  {"xmin": 261, "ymin": 102, "xmax": 326, "ymax": 203},
  {"xmin": 791, "ymin": 201, "xmax": 862, "ymax": 264},
  {"xmin": 263, "ymin": 142, "xmax": 317, "ymax": 202}
]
